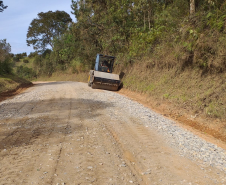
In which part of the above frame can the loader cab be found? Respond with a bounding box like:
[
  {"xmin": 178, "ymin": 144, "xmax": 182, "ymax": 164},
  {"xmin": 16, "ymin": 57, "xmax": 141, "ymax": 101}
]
[{"xmin": 94, "ymin": 54, "xmax": 115, "ymax": 73}]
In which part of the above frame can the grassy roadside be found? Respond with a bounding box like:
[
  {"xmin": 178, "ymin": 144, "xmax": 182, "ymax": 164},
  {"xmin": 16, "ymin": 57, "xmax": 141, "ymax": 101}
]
[
  {"xmin": 115, "ymin": 63, "xmax": 226, "ymax": 143},
  {"xmin": 34, "ymin": 67, "xmax": 226, "ymax": 143},
  {"xmin": 118, "ymin": 63, "xmax": 226, "ymax": 120},
  {"xmin": 0, "ymin": 74, "xmax": 32, "ymax": 94}
]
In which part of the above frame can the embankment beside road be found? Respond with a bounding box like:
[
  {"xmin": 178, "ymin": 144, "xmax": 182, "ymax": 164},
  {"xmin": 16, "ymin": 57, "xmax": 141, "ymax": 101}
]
[
  {"xmin": 117, "ymin": 64, "xmax": 226, "ymax": 144},
  {"xmin": 0, "ymin": 74, "xmax": 32, "ymax": 101}
]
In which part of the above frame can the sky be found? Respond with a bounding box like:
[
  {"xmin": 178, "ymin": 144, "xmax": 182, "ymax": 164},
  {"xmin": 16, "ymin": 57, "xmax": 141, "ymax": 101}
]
[{"xmin": 0, "ymin": 0, "xmax": 75, "ymax": 54}]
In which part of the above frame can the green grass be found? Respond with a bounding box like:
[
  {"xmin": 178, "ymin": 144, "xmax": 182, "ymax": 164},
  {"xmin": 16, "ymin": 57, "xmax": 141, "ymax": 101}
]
[
  {"xmin": 116, "ymin": 63, "xmax": 226, "ymax": 120},
  {"xmin": 13, "ymin": 57, "xmax": 34, "ymax": 70},
  {"xmin": 34, "ymin": 71, "xmax": 88, "ymax": 83}
]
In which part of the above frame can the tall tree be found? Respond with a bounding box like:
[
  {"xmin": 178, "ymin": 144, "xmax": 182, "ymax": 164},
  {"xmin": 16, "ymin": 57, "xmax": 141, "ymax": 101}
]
[
  {"xmin": 0, "ymin": 1, "xmax": 7, "ymax": 12},
  {"xmin": 26, "ymin": 10, "xmax": 72, "ymax": 51},
  {"xmin": 0, "ymin": 39, "xmax": 11, "ymax": 74}
]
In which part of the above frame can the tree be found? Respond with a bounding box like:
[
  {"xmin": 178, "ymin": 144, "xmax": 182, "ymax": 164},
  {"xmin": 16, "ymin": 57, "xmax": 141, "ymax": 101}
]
[
  {"xmin": 26, "ymin": 10, "xmax": 72, "ymax": 51},
  {"xmin": 0, "ymin": 1, "xmax": 7, "ymax": 13},
  {"xmin": 0, "ymin": 39, "xmax": 11, "ymax": 62},
  {"xmin": 0, "ymin": 39, "xmax": 11, "ymax": 74},
  {"xmin": 28, "ymin": 51, "xmax": 38, "ymax": 58}
]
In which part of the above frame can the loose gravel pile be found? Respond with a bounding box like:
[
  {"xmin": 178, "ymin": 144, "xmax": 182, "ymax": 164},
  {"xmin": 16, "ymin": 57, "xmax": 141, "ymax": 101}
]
[{"xmin": 78, "ymin": 83, "xmax": 226, "ymax": 173}]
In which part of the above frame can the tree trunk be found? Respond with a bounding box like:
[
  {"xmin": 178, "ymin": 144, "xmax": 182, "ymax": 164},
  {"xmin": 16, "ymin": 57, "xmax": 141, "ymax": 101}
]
[
  {"xmin": 190, "ymin": 0, "xmax": 195, "ymax": 15},
  {"xmin": 148, "ymin": 10, "xmax": 151, "ymax": 30},
  {"xmin": 144, "ymin": 13, "xmax": 146, "ymax": 30}
]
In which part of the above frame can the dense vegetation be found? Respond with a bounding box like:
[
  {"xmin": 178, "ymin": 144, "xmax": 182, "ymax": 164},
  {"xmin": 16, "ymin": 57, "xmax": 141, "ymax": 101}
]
[
  {"xmin": 20, "ymin": 0, "xmax": 226, "ymax": 76},
  {"xmin": 2, "ymin": 0, "xmax": 226, "ymax": 77},
  {"xmin": 0, "ymin": 38, "xmax": 32, "ymax": 94},
  {"xmin": 1, "ymin": 0, "xmax": 226, "ymax": 119},
  {"xmin": 0, "ymin": 39, "xmax": 12, "ymax": 75},
  {"xmin": 26, "ymin": 11, "xmax": 72, "ymax": 50}
]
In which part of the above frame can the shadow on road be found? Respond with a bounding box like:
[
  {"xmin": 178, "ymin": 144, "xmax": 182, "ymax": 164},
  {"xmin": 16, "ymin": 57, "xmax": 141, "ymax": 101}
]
[{"xmin": 0, "ymin": 97, "xmax": 114, "ymax": 150}]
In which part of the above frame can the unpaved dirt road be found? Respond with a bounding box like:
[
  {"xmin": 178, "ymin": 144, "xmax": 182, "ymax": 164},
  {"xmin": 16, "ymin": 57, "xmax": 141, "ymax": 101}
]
[{"xmin": 0, "ymin": 81, "xmax": 226, "ymax": 185}]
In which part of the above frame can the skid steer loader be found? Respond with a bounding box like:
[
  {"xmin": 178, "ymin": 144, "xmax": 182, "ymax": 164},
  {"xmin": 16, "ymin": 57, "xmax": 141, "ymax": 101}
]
[{"xmin": 88, "ymin": 54, "xmax": 120, "ymax": 91}]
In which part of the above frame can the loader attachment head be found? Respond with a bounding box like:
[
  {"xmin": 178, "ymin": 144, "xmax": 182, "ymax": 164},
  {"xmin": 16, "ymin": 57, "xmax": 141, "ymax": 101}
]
[
  {"xmin": 92, "ymin": 71, "xmax": 120, "ymax": 91},
  {"xmin": 92, "ymin": 83, "xmax": 119, "ymax": 91}
]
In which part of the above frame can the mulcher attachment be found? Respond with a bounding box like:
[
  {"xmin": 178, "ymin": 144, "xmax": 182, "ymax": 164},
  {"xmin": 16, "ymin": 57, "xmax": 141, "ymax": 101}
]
[{"xmin": 88, "ymin": 70, "xmax": 120, "ymax": 91}]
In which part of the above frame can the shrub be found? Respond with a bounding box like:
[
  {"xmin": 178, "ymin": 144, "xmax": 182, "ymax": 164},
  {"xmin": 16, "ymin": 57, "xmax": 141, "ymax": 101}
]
[
  {"xmin": 0, "ymin": 59, "xmax": 12, "ymax": 75},
  {"xmin": 16, "ymin": 65, "xmax": 36, "ymax": 80},
  {"xmin": 13, "ymin": 57, "xmax": 20, "ymax": 62},
  {"xmin": 23, "ymin": 59, "xmax": 29, "ymax": 63},
  {"xmin": 28, "ymin": 51, "xmax": 38, "ymax": 58}
]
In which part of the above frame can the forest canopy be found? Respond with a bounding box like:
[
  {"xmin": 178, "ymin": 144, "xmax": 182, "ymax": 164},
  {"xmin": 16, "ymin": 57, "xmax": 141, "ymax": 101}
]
[{"xmin": 24, "ymin": 0, "xmax": 226, "ymax": 76}]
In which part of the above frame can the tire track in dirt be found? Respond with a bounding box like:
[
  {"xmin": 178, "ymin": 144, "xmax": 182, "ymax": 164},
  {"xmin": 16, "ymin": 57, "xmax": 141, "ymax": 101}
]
[
  {"xmin": 99, "ymin": 107, "xmax": 223, "ymax": 185},
  {"xmin": 50, "ymin": 94, "xmax": 72, "ymax": 184},
  {"xmin": 97, "ymin": 121, "xmax": 141, "ymax": 184},
  {"xmin": 72, "ymin": 124, "xmax": 99, "ymax": 184},
  {"xmin": 50, "ymin": 85, "xmax": 101, "ymax": 184},
  {"xmin": 51, "ymin": 93, "xmax": 114, "ymax": 184},
  {"xmin": 22, "ymin": 88, "xmax": 75, "ymax": 184},
  {"xmin": 105, "ymin": 120, "xmax": 175, "ymax": 184},
  {"xmin": 0, "ymin": 86, "xmax": 67, "ymax": 184},
  {"xmin": 101, "ymin": 120, "xmax": 148, "ymax": 185},
  {"xmin": 53, "ymin": 84, "xmax": 141, "ymax": 184},
  {"xmin": 27, "ymin": 87, "xmax": 71, "ymax": 184},
  {"xmin": 0, "ymin": 115, "xmax": 55, "ymax": 184}
]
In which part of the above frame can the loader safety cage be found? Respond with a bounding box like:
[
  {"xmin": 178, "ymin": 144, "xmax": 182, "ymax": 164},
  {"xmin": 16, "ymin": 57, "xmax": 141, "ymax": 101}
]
[{"xmin": 94, "ymin": 54, "xmax": 116, "ymax": 73}]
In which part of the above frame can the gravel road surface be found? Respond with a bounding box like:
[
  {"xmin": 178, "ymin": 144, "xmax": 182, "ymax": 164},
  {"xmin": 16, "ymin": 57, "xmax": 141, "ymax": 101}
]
[{"xmin": 0, "ymin": 81, "xmax": 226, "ymax": 185}]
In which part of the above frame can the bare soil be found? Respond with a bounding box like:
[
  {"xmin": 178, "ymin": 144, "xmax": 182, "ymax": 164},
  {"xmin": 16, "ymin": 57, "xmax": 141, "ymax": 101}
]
[{"xmin": 0, "ymin": 82, "xmax": 225, "ymax": 184}]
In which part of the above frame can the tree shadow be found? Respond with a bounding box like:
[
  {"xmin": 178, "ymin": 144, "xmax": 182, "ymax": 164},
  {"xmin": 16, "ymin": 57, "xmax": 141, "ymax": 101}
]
[
  {"xmin": 119, "ymin": 72, "xmax": 125, "ymax": 80},
  {"xmin": 0, "ymin": 97, "xmax": 114, "ymax": 150},
  {"xmin": 118, "ymin": 82, "xmax": 124, "ymax": 91}
]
